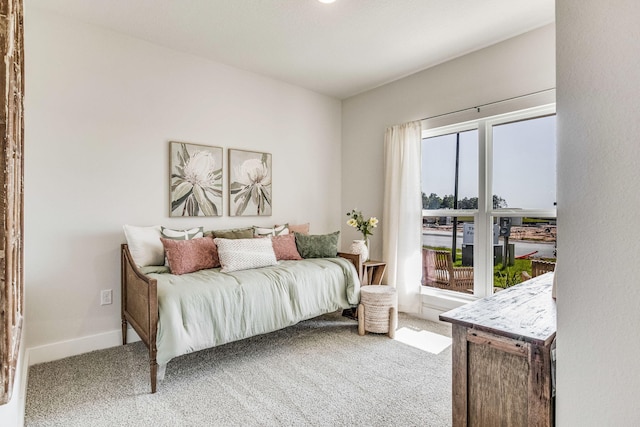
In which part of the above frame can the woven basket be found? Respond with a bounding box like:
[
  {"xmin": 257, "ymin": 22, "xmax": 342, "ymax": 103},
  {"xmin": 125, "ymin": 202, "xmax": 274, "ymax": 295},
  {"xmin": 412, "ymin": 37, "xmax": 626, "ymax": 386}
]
[{"xmin": 358, "ymin": 285, "xmax": 397, "ymax": 337}]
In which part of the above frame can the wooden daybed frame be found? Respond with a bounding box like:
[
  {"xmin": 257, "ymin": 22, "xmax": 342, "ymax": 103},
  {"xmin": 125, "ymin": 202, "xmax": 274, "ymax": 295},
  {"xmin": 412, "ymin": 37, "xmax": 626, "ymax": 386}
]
[{"xmin": 120, "ymin": 244, "xmax": 363, "ymax": 393}]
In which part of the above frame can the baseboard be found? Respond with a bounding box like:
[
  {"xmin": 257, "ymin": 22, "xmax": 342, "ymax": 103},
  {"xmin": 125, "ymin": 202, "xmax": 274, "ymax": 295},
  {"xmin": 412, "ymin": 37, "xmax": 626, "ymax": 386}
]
[
  {"xmin": 420, "ymin": 288, "xmax": 475, "ymax": 322},
  {"xmin": 28, "ymin": 327, "xmax": 141, "ymax": 366}
]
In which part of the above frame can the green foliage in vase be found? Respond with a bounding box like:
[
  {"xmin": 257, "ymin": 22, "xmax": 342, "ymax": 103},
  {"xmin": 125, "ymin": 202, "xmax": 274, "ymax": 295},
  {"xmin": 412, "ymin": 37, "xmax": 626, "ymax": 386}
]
[{"xmin": 346, "ymin": 209, "xmax": 379, "ymax": 239}]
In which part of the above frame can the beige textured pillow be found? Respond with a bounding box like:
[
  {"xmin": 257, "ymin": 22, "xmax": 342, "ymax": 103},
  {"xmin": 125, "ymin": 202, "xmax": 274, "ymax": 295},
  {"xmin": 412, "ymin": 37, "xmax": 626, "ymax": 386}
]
[
  {"xmin": 214, "ymin": 237, "xmax": 278, "ymax": 272},
  {"xmin": 207, "ymin": 227, "xmax": 254, "ymax": 239}
]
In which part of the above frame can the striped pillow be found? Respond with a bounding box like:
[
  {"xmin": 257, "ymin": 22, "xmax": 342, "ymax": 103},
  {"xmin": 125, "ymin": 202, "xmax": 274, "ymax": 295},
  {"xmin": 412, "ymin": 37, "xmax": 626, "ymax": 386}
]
[
  {"xmin": 161, "ymin": 226, "xmax": 204, "ymax": 240},
  {"xmin": 253, "ymin": 224, "xmax": 289, "ymax": 237}
]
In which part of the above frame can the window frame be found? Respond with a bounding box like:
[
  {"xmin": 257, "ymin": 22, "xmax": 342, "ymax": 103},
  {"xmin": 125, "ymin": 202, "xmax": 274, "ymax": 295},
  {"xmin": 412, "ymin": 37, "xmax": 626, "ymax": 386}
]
[{"xmin": 422, "ymin": 104, "xmax": 556, "ymax": 299}]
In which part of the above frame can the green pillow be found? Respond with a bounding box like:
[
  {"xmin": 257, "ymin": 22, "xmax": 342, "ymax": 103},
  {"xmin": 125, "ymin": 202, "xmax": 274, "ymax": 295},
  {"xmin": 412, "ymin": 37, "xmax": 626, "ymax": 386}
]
[
  {"xmin": 294, "ymin": 231, "xmax": 340, "ymax": 258},
  {"xmin": 207, "ymin": 227, "xmax": 254, "ymax": 239}
]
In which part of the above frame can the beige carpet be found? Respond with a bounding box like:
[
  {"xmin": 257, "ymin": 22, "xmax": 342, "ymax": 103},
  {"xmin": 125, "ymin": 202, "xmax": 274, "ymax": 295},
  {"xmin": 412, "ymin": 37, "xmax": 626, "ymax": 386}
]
[{"xmin": 25, "ymin": 311, "xmax": 452, "ymax": 426}]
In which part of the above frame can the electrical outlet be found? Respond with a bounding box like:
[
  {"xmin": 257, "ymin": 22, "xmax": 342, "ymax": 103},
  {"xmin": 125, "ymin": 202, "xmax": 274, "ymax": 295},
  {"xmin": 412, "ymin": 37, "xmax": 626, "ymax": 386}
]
[{"xmin": 100, "ymin": 289, "xmax": 112, "ymax": 305}]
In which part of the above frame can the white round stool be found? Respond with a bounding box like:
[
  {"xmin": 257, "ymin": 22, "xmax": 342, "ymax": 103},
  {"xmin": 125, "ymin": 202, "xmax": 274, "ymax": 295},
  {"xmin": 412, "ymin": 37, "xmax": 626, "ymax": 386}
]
[{"xmin": 358, "ymin": 285, "xmax": 397, "ymax": 338}]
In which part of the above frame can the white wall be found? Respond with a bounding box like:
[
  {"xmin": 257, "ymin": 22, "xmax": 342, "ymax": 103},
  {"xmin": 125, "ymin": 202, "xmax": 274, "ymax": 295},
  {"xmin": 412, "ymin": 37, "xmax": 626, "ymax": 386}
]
[
  {"xmin": 341, "ymin": 24, "xmax": 556, "ymax": 266},
  {"xmin": 23, "ymin": 8, "xmax": 342, "ymax": 354},
  {"xmin": 556, "ymin": 1, "xmax": 640, "ymax": 424}
]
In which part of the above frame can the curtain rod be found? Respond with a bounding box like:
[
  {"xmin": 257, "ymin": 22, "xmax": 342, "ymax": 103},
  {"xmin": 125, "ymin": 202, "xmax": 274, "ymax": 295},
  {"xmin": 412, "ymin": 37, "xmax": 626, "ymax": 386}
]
[{"xmin": 419, "ymin": 87, "xmax": 556, "ymax": 122}]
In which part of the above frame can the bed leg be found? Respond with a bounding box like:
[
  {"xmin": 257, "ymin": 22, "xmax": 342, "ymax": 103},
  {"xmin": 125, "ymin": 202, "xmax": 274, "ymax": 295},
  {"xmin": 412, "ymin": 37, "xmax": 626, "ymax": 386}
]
[
  {"xmin": 121, "ymin": 319, "xmax": 127, "ymax": 345},
  {"xmin": 150, "ymin": 360, "xmax": 157, "ymax": 394}
]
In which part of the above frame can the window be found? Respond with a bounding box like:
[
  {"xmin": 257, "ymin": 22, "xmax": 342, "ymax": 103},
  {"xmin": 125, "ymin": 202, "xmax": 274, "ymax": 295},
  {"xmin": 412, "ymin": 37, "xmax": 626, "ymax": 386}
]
[{"xmin": 421, "ymin": 105, "xmax": 557, "ymax": 297}]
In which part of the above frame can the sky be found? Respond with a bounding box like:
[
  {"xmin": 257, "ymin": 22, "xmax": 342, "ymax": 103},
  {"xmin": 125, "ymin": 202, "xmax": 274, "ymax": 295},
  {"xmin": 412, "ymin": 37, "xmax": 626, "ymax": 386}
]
[{"xmin": 421, "ymin": 115, "xmax": 556, "ymax": 210}]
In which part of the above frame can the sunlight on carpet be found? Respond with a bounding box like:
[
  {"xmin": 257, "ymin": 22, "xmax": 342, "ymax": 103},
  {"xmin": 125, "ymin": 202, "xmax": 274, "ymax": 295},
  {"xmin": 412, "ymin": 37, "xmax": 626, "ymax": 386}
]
[{"xmin": 394, "ymin": 326, "xmax": 452, "ymax": 354}]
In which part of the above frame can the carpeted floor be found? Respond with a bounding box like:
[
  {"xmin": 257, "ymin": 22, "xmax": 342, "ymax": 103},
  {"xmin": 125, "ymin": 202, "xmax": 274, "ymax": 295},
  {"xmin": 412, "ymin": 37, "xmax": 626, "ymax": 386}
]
[{"xmin": 25, "ymin": 312, "xmax": 452, "ymax": 426}]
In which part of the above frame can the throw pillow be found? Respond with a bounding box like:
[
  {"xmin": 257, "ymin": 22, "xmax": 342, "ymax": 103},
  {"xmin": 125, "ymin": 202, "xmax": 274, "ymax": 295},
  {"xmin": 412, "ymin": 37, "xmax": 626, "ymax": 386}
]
[
  {"xmin": 123, "ymin": 224, "xmax": 164, "ymax": 267},
  {"xmin": 253, "ymin": 224, "xmax": 289, "ymax": 237},
  {"xmin": 286, "ymin": 223, "xmax": 310, "ymax": 235},
  {"xmin": 271, "ymin": 234, "xmax": 303, "ymax": 260},
  {"xmin": 207, "ymin": 227, "xmax": 254, "ymax": 239},
  {"xmin": 161, "ymin": 226, "xmax": 204, "ymax": 240},
  {"xmin": 161, "ymin": 226, "xmax": 204, "ymax": 265},
  {"xmin": 161, "ymin": 236, "xmax": 220, "ymax": 275},
  {"xmin": 294, "ymin": 231, "xmax": 340, "ymax": 259},
  {"xmin": 214, "ymin": 237, "xmax": 278, "ymax": 273}
]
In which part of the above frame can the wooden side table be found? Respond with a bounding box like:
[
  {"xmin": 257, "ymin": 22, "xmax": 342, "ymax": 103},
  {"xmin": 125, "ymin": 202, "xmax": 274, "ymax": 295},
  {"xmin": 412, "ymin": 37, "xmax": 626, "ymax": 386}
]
[{"xmin": 362, "ymin": 260, "xmax": 386, "ymax": 285}]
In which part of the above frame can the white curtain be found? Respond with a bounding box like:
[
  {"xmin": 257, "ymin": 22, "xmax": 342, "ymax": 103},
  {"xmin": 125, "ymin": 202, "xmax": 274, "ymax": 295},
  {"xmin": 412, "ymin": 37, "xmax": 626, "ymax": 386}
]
[{"xmin": 383, "ymin": 121, "xmax": 422, "ymax": 313}]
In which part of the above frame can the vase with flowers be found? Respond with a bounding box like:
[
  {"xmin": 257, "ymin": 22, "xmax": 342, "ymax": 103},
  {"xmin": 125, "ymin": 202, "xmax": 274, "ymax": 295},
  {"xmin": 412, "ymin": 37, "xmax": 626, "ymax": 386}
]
[{"xmin": 346, "ymin": 209, "xmax": 379, "ymax": 262}]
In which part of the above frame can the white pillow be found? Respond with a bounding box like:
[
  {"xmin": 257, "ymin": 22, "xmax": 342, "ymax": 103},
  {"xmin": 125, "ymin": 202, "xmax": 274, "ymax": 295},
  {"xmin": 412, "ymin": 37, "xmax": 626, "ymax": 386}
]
[
  {"xmin": 123, "ymin": 225, "xmax": 163, "ymax": 267},
  {"xmin": 214, "ymin": 237, "xmax": 278, "ymax": 273}
]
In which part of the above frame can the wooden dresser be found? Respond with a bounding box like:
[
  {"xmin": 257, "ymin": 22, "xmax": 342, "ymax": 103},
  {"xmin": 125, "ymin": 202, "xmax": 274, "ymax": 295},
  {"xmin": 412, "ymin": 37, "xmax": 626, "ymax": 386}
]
[{"xmin": 440, "ymin": 273, "xmax": 556, "ymax": 426}]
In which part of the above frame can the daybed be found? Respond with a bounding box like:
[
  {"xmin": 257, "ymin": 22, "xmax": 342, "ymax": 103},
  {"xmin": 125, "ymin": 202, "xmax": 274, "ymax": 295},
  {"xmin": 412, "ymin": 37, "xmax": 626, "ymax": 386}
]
[{"xmin": 121, "ymin": 226, "xmax": 362, "ymax": 393}]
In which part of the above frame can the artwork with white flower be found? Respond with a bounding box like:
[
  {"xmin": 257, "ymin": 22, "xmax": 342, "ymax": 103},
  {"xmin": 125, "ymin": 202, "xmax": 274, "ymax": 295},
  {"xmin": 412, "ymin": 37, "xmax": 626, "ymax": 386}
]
[
  {"xmin": 229, "ymin": 149, "xmax": 272, "ymax": 216},
  {"xmin": 170, "ymin": 142, "xmax": 223, "ymax": 217}
]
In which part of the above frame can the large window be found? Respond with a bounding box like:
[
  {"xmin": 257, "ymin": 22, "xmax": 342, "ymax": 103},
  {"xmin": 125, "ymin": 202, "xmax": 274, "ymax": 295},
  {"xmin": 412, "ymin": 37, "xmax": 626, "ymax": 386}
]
[{"xmin": 421, "ymin": 105, "xmax": 557, "ymax": 297}]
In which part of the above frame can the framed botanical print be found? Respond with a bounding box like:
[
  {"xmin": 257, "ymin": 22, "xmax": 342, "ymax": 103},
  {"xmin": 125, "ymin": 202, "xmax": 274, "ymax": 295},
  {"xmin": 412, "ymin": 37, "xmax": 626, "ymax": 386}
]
[
  {"xmin": 228, "ymin": 149, "xmax": 272, "ymax": 216},
  {"xmin": 170, "ymin": 142, "xmax": 223, "ymax": 217}
]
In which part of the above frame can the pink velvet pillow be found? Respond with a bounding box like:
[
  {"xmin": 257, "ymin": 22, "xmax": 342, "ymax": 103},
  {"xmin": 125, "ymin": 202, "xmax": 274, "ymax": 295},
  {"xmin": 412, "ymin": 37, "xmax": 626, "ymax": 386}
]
[
  {"xmin": 271, "ymin": 234, "xmax": 303, "ymax": 260},
  {"xmin": 285, "ymin": 223, "xmax": 310, "ymax": 235},
  {"xmin": 160, "ymin": 236, "xmax": 220, "ymax": 275}
]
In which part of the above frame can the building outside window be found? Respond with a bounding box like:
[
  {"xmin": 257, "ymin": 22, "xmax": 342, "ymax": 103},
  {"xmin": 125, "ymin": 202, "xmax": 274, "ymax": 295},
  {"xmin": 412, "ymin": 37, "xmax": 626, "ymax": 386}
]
[{"xmin": 421, "ymin": 105, "xmax": 557, "ymax": 298}]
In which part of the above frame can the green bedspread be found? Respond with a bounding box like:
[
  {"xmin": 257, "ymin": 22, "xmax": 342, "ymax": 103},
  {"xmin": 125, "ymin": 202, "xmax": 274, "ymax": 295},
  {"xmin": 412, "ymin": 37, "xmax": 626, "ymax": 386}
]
[{"xmin": 145, "ymin": 258, "xmax": 360, "ymax": 365}]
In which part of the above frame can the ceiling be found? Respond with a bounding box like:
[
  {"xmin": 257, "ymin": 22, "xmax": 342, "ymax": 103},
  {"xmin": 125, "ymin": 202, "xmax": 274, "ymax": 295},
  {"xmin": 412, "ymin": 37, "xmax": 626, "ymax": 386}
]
[{"xmin": 28, "ymin": 0, "xmax": 555, "ymax": 99}]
